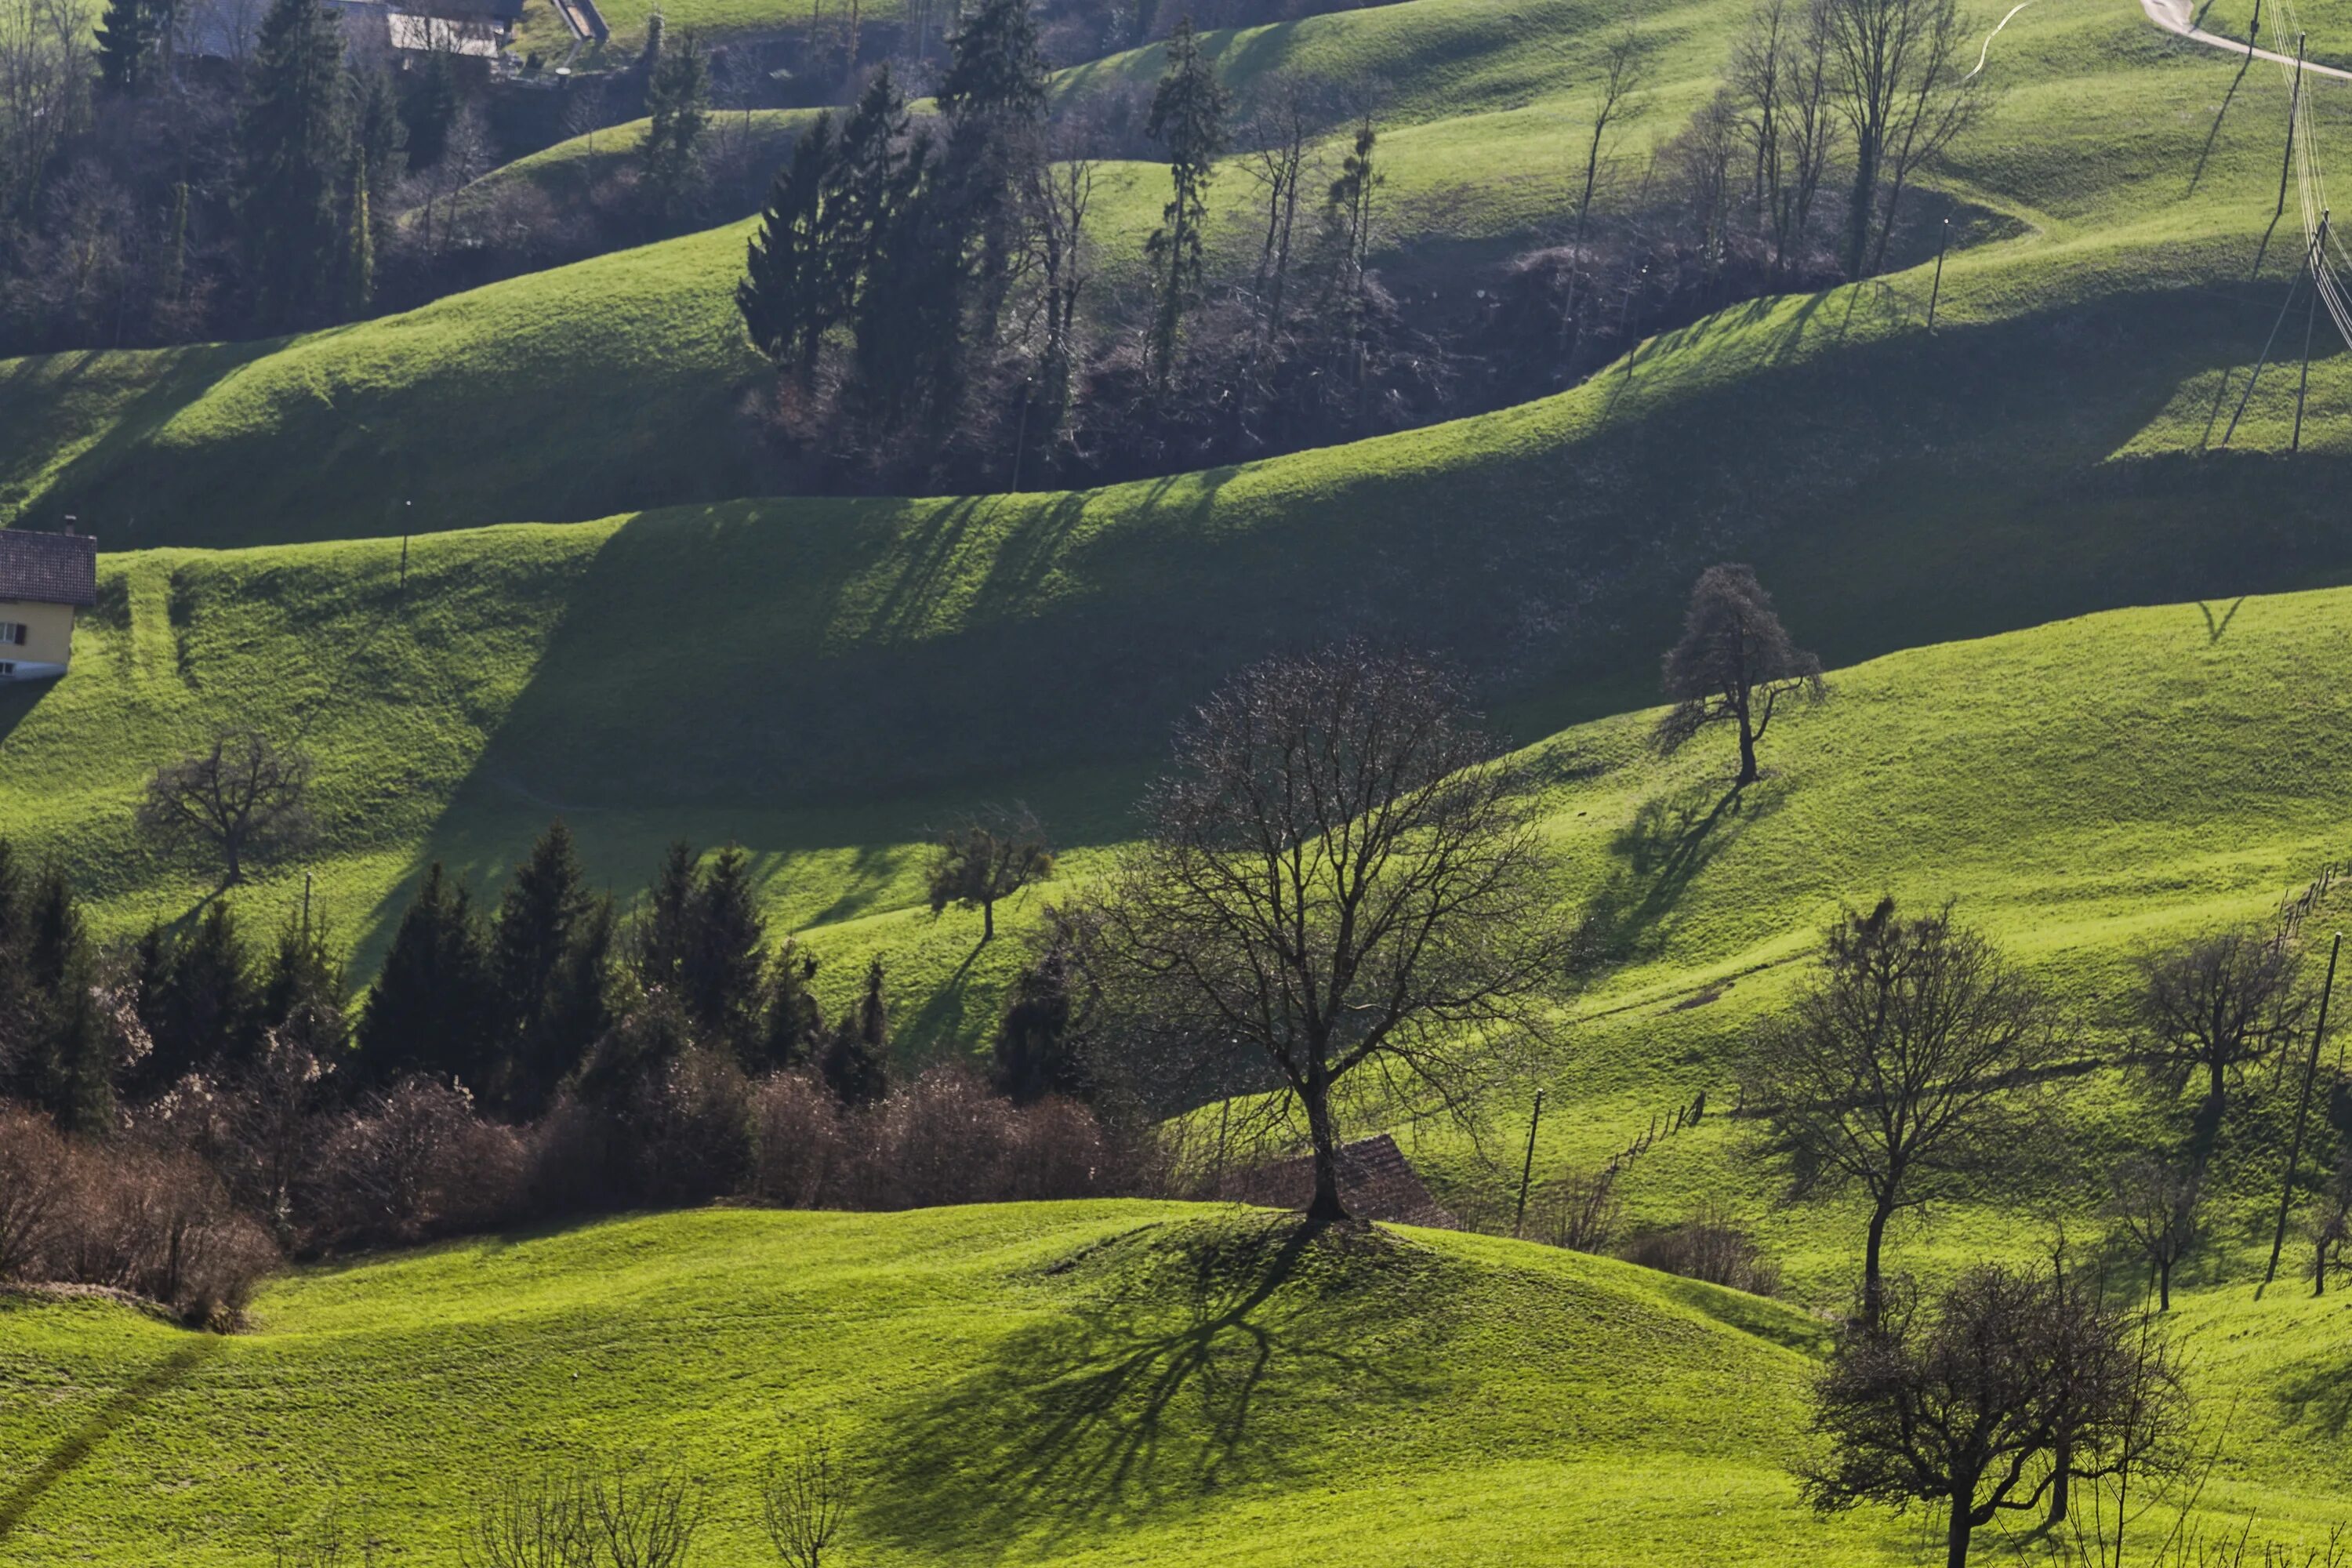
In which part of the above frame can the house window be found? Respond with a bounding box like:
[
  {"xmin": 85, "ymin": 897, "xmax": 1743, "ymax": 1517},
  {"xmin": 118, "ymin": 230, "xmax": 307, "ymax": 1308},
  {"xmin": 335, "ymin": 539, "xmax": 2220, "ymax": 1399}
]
[
  {"xmin": 0, "ymin": 662, "xmax": 16, "ymax": 677},
  {"xmin": 0, "ymin": 623, "xmax": 20, "ymax": 645}
]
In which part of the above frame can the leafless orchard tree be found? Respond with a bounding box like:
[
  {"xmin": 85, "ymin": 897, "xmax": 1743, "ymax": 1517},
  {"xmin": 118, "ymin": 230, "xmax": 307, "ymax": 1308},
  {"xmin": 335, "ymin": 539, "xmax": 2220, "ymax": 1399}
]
[
  {"xmin": 2103, "ymin": 1156, "xmax": 2200, "ymax": 1313},
  {"xmin": 1742, "ymin": 898, "xmax": 2063, "ymax": 1312},
  {"xmin": 1820, "ymin": 0, "xmax": 1990, "ymax": 277},
  {"xmin": 1653, "ymin": 563, "xmax": 1824, "ymax": 787},
  {"xmin": 463, "ymin": 1469, "xmax": 590, "ymax": 1568},
  {"xmin": 2307, "ymin": 1153, "xmax": 2352, "ymax": 1298},
  {"xmin": 464, "ymin": 1455, "xmax": 703, "ymax": 1568},
  {"xmin": 1022, "ymin": 128, "xmax": 1096, "ymax": 387},
  {"xmin": 2128, "ymin": 927, "xmax": 2310, "ymax": 1123},
  {"xmin": 1075, "ymin": 642, "xmax": 1579, "ymax": 1221},
  {"xmin": 759, "ymin": 1423, "xmax": 848, "ymax": 1568},
  {"xmin": 1803, "ymin": 1264, "xmax": 2189, "ymax": 1568},
  {"xmin": 926, "ymin": 804, "xmax": 1054, "ymax": 942},
  {"xmin": 137, "ymin": 729, "xmax": 315, "ymax": 886}
]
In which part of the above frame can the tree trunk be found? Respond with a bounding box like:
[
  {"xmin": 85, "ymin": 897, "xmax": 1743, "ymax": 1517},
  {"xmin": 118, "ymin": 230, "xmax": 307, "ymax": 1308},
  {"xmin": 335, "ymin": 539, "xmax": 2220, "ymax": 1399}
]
[
  {"xmin": 1736, "ymin": 716, "xmax": 1760, "ymax": 786},
  {"xmin": 1862, "ymin": 1199, "xmax": 1892, "ymax": 1319},
  {"xmin": 2208, "ymin": 1057, "xmax": 2228, "ymax": 1117},
  {"xmin": 2047, "ymin": 1439, "xmax": 2071, "ymax": 1525},
  {"xmin": 1945, "ymin": 1497, "xmax": 1973, "ymax": 1568},
  {"xmin": 2158, "ymin": 1257, "xmax": 2171, "ymax": 1312},
  {"xmin": 223, "ymin": 837, "xmax": 242, "ymax": 885},
  {"xmin": 1844, "ymin": 135, "xmax": 1879, "ymax": 279},
  {"xmin": 982, "ymin": 897, "xmax": 994, "ymax": 942},
  {"xmin": 1303, "ymin": 1071, "xmax": 1348, "ymax": 1222}
]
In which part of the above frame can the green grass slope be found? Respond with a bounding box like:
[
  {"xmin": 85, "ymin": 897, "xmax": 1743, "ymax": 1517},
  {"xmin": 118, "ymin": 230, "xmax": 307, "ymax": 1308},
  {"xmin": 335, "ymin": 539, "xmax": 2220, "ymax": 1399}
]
[
  {"xmin": 0, "ymin": 1203, "xmax": 1980, "ymax": 1566},
  {"xmin": 3, "ymin": 0, "xmax": 2336, "ymax": 547}
]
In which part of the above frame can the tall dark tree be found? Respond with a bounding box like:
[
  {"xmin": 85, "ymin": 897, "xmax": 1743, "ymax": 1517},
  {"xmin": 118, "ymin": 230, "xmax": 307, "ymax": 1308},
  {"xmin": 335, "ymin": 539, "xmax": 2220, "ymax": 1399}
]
[
  {"xmin": 258, "ymin": 905, "xmax": 345, "ymax": 1055},
  {"xmin": 850, "ymin": 130, "xmax": 964, "ymax": 427},
  {"xmin": 1743, "ymin": 898, "xmax": 2060, "ymax": 1313},
  {"xmin": 1653, "ymin": 563, "xmax": 1824, "ymax": 786},
  {"xmin": 1143, "ymin": 18, "xmax": 1229, "ymax": 387},
  {"xmin": 23, "ymin": 867, "xmax": 114, "ymax": 1134},
  {"xmin": 358, "ymin": 863, "xmax": 495, "ymax": 1087},
  {"xmin": 1080, "ymin": 643, "xmax": 1576, "ymax": 1221},
  {"xmin": 739, "ymin": 113, "xmax": 840, "ymax": 378},
  {"xmin": 96, "ymin": 0, "xmax": 172, "ymax": 96},
  {"xmin": 993, "ymin": 940, "xmax": 1088, "ymax": 1104},
  {"xmin": 760, "ymin": 938, "xmax": 825, "ymax": 1073},
  {"xmin": 935, "ymin": 0, "xmax": 1050, "ymax": 339},
  {"xmin": 0, "ymin": 841, "xmax": 32, "ymax": 1102},
  {"xmin": 641, "ymin": 29, "xmax": 711, "ymax": 221},
  {"xmin": 234, "ymin": 0, "xmax": 351, "ymax": 329},
  {"xmin": 821, "ymin": 957, "xmax": 890, "ymax": 1106},
  {"xmin": 143, "ymin": 901, "xmax": 260, "ymax": 1084},
  {"xmin": 683, "ymin": 844, "xmax": 768, "ymax": 1063},
  {"xmin": 2129, "ymin": 927, "xmax": 2309, "ymax": 1123},
  {"xmin": 491, "ymin": 820, "xmax": 612, "ymax": 1112}
]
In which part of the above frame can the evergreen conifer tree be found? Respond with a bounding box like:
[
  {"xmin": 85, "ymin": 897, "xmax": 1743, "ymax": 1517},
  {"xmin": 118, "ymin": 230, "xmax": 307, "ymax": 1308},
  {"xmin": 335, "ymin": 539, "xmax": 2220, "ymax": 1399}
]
[
  {"xmin": 492, "ymin": 820, "xmax": 610, "ymax": 1112},
  {"xmin": 1143, "ymin": 17, "xmax": 1228, "ymax": 387},
  {"xmin": 236, "ymin": 0, "xmax": 352, "ymax": 329},
  {"xmin": 358, "ymin": 863, "xmax": 495, "ymax": 1085},
  {"xmin": 641, "ymin": 31, "xmax": 710, "ymax": 221},
  {"xmin": 935, "ymin": 0, "xmax": 1049, "ymax": 340},
  {"xmin": 96, "ymin": 0, "xmax": 172, "ymax": 96},
  {"xmin": 259, "ymin": 906, "xmax": 345, "ymax": 1056},
  {"xmin": 637, "ymin": 840, "xmax": 700, "ymax": 994},
  {"xmin": 147, "ymin": 902, "xmax": 260, "ymax": 1083},
  {"xmin": 821, "ymin": 956, "xmax": 890, "ymax": 1105},
  {"xmin": 737, "ymin": 112, "xmax": 840, "ymax": 377},
  {"xmin": 42, "ymin": 948, "xmax": 116, "ymax": 1136},
  {"xmin": 0, "ymin": 841, "xmax": 31, "ymax": 1102},
  {"xmin": 759, "ymin": 938, "xmax": 824, "ymax": 1073},
  {"xmin": 682, "ymin": 844, "xmax": 767, "ymax": 1065}
]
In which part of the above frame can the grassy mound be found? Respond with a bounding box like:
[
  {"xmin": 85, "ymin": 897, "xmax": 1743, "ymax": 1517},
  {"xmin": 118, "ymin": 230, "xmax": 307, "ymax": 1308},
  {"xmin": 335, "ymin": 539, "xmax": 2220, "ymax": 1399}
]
[{"xmin": 0, "ymin": 1202, "xmax": 1902, "ymax": 1565}]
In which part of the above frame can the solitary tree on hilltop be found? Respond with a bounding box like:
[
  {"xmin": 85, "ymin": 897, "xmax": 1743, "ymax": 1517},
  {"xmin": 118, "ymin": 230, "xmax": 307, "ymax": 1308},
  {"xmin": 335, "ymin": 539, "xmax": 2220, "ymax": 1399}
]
[
  {"xmin": 1078, "ymin": 642, "xmax": 1576, "ymax": 1222},
  {"xmin": 927, "ymin": 806, "xmax": 1053, "ymax": 942},
  {"xmin": 1743, "ymin": 898, "xmax": 2060, "ymax": 1316},
  {"xmin": 138, "ymin": 729, "xmax": 314, "ymax": 886},
  {"xmin": 1654, "ymin": 563, "xmax": 1824, "ymax": 786}
]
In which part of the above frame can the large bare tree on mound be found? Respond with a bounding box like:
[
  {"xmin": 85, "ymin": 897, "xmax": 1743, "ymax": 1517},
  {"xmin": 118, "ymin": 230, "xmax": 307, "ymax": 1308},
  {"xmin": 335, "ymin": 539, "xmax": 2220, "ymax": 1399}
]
[
  {"xmin": 136, "ymin": 728, "xmax": 314, "ymax": 886},
  {"xmin": 1077, "ymin": 643, "xmax": 1578, "ymax": 1222}
]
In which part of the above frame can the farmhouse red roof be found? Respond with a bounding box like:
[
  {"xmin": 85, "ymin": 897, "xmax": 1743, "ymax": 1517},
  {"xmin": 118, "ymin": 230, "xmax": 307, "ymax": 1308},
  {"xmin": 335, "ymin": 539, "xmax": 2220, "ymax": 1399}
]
[{"xmin": 0, "ymin": 530, "xmax": 98, "ymax": 608}]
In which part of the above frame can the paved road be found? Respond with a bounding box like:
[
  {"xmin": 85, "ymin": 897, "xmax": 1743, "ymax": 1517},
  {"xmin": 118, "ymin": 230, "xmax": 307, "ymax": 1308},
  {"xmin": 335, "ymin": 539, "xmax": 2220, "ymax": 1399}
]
[{"xmin": 2140, "ymin": 0, "xmax": 2352, "ymax": 82}]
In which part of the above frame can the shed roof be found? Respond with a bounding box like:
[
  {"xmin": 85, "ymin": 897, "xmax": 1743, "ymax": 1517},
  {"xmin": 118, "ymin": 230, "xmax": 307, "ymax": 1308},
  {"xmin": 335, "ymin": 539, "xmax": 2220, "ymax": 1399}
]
[{"xmin": 0, "ymin": 530, "xmax": 99, "ymax": 608}]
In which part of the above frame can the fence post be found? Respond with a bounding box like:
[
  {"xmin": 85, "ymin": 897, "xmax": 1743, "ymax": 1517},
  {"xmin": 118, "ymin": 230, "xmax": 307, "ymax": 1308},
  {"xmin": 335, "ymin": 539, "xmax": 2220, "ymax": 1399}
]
[{"xmin": 1512, "ymin": 1089, "xmax": 1545, "ymax": 1239}]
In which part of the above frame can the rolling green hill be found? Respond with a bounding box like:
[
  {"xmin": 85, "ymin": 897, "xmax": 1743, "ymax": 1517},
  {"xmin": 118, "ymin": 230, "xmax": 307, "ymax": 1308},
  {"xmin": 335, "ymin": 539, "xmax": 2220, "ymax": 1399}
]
[{"xmin": 6, "ymin": 1203, "xmax": 2352, "ymax": 1565}]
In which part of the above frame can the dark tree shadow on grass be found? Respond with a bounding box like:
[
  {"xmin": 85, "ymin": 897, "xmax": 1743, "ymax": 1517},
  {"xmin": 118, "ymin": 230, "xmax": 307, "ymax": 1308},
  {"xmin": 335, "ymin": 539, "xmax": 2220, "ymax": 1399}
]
[
  {"xmin": 861, "ymin": 1214, "xmax": 1460, "ymax": 1559},
  {"xmin": 0, "ymin": 1339, "xmax": 216, "ymax": 1541},
  {"xmin": 1580, "ymin": 780, "xmax": 1781, "ymax": 967}
]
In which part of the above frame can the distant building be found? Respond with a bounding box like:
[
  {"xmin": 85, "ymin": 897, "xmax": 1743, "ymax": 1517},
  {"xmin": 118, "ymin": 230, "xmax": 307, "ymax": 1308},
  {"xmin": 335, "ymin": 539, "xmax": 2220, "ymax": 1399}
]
[{"xmin": 0, "ymin": 529, "xmax": 99, "ymax": 682}]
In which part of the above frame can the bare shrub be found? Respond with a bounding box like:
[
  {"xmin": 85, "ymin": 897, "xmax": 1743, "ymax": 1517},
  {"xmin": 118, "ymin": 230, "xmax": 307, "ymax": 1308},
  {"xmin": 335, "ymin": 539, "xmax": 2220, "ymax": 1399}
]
[
  {"xmin": 760, "ymin": 1423, "xmax": 847, "ymax": 1568},
  {"xmin": 1621, "ymin": 1205, "xmax": 1780, "ymax": 1296},
  {"xmin": 314, "ymin": 1079, "xmax": 528, "ymax": 1248},
  {"xmin": 1526, "ymin": 1165, "xmax": 1622, "ymax": 1253},
  {"xmin": 0, "ymin": 1103, "xmax": 67, "ymax": 1277},
  {"xmin": 750, "ymin": 1072, "xmax": 844, "ymax": 1207},
  {"xmin": 34, "ymin": 1138, "xmax": 276, "ymax": 1323}
]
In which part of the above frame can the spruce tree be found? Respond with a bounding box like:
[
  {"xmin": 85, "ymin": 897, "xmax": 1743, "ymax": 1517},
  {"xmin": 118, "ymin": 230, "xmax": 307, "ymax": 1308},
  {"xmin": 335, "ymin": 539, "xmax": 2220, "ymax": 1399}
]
[
  {"xmin": 851, "ymin": 135, "xmax": 965, "ymax": 426},
  {"xmin": 358, "ymin": 863, "xmax": 494, "ymax": 1086},
  {"xmin": 1143, "ymin": 18, "xmax": 1229, "ymax": 387},
  {"xmin": 935, "ymin": 0, "xmax": 1049, "ymax": 340},
  {"xmin": 821, "ymin": 956, "xmax": 890, "ymax": 1106},
  {"xmin": 683, "ymin": 845, "xmax": 767, "ymax": 1065},
  {"xmin": 0, "ymin": 840, "xmax": 30, "ymax": 1102},
  {"xmin": 759, "ymin": 939, "xmax": 824, "ymax": 1073},
  {"xmin": 402, "ymin": 50, "xmax": 459, "ymax": 169},
  {"xmin": 641, "ymin": 31, "xmax": 711, "ymax": 222},
  {"xmin": 148, "ymin": 902, "xmax": 260, "ymax": 1083},
  {"xmin": 260, "ymin": 906, "xmax": 346, "ymax": 1056},
  {"xmin": 236, "ymin": 0, "xmax": 352, "ymax": 329},
  {"xmin": 492, "ymin": 821, "xmax": 608, "ymax": 1112},
  {"xmin": 96, "ymin": 0, "xmax": 172, "ymax": 96},
  {"xmin": 636, "ymin": 840, "xmax": 700, "ymax": 994},
  {"xmin": 42, "ymin": 949, "xmax": 117, "ymax": 1136},
  {"xmin": 992, "ymin": 944, "xmax": 1087, "ymax": 1104},
  {"xmin": 737, "ymin": 113, "xmax": 840, "ymax": 378}
]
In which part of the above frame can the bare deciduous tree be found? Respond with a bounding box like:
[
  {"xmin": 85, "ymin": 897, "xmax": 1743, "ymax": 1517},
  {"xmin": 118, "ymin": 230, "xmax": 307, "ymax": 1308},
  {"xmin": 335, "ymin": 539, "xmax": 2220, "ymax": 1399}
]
[
  {"xmin": 1653, "ymin": 563, "xmax": 1824, "ymax": 786},
  {"xmin": 760, "ymin": 1424, "xmax": 848, "ymax": 1568},
  {"xmin": 1803, "ymin": 1264, "xmax": 2189, "ymax": 1568},
  {"xmin": 462, "ymin": 1469, "xmax": 590, "ymax": 1568},
  {"xmin": 1820, "ymin": 0, "xmax": 1989, "ymax": 277},
  {"xmin": 2129, "ymin": 928, "xmax": 2310, "ymax": 1121},
  {"xmin": 1743, "ymin": 898, "xmax": 2060, "ymax": 1311},
  {"xmin": 0, "ymin": 0, "xmax": 91, "ymax": 223},
  {"xmin": 1076, "ymin": 642, "xmax": 1578, "ymax": 1221},
  {"xmin": 2307, "ymin": 1153, "xmax": 2352, "ymax": 1298},
  {"xmin": 1241, "ymin": 73, "xmax": 1319, "ymax": 341},
  {"xmin": 927, "ymin": 804, "xmax": 1054, "ymax": 942},
  {"xmin": 1731, "ymin": 0, "xmax": 1842, "ymax": 279},
  {"xmin": 137, "ymin": 728, "xmax": 315, "ymax": 885},
  {"xmin": 465, "ymin": 1455, "xmax": 702, "ymax": 1568},
  {"xmin": 1558, "ymin": 27, "xmax": 1650, "ymax": 361},
  {"xmin": 2104, "ymin": 1156, "xmax": 2199, "ymax": 1312}
]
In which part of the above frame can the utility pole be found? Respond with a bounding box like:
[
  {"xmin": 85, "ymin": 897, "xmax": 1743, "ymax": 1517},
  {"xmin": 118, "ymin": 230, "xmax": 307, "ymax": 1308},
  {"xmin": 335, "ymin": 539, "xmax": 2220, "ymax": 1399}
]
[
  {"xmin": 1927, "ymin": 217, "xmax": 1951, "ymax": 332},
  {"xmin": 2250, "ymin": 0, "xmax": 2262, "ymax": 56},
  {"xmin": 2261, "ymin": 931, "xmax": 2340, "ymax": 1297},
  {"xmin": 1513, "ymin": 1088, "xmax": 1545, "ymax": 1239},
  {"xmin": 2277, "ymin": 34, "xmax": 2307, "ymax": 223},
  {"xmin": 2294, "ymin": 223, "xmax": 2323, "ymax": 452},
  {"xmin": 400, "ymin": 499, "xmax": 412, "ymax": 592},
  {"xmin": 2223, "ymin": 220, "xmax": 2324, "ymax": 448}
]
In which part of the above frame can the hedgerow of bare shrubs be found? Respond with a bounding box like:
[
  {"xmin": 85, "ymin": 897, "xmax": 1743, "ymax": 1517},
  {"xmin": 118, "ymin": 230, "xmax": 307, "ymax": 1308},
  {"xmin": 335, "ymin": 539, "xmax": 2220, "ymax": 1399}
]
[
  {"xmin": 311, "ymin": 1080, "xmax": 532, "ymax": 1249},
  {"xmin": 1620, "ymin": 1205, "xmax": 1781, "ymax": 1297},
  {"xmin": 0, "ymin": 1104, "xmax": 277, "ymax": 1327}
]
